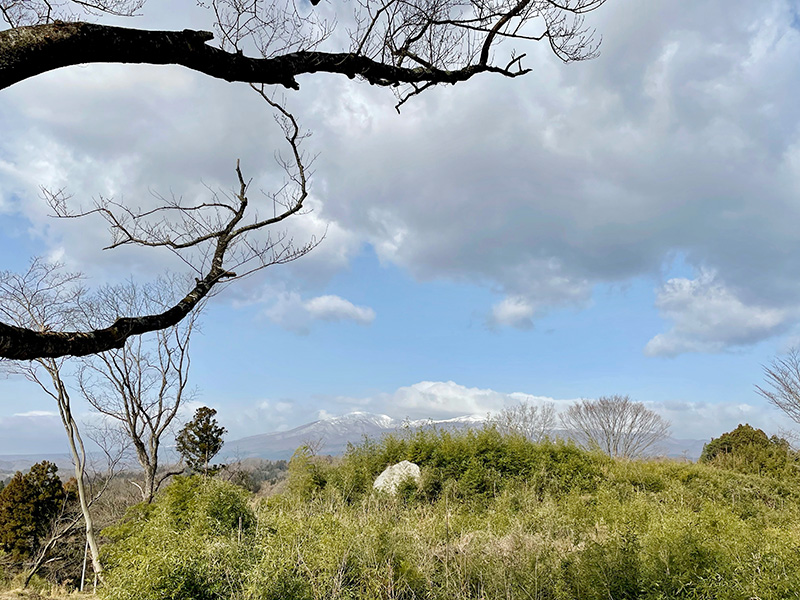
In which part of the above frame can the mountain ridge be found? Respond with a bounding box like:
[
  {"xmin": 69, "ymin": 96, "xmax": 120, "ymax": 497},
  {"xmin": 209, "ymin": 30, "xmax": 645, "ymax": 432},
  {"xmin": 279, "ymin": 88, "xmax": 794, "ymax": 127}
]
[
  {"xmin": 0, "ymin": 411, "xmax": 708, "ymax": 478},
  {"xmin": 222, "ymin": 411, "xmax": 707, "ymax": 461}
]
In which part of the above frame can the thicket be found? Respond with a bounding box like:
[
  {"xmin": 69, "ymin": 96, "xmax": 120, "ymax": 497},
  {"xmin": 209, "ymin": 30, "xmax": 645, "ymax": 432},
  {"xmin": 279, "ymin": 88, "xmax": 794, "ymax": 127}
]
[
  {"xmin": 99, "ymin": 428, "xmax": 800, "ymax": 600},
  {"xmin": 699, "ymin": 423, "xmax": 800, "ymax": 478},
  {"xmin": 289, "ymin": 427, "xmax": 604, "ymax": 503}
]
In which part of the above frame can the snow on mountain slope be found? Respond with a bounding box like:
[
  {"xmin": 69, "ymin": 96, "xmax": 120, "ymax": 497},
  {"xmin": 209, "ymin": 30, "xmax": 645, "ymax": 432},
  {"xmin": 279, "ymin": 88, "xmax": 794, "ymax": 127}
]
[{"xmin": 223, "ymin": 411, "xmax": 487, "ymax": 460}]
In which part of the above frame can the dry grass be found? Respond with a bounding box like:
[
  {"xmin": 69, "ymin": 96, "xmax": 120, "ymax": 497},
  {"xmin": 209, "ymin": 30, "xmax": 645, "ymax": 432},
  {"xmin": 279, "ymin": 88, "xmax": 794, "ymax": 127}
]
[{"xmin": 0, "ymin": 585, "xmax": 89, "ymax": 599}]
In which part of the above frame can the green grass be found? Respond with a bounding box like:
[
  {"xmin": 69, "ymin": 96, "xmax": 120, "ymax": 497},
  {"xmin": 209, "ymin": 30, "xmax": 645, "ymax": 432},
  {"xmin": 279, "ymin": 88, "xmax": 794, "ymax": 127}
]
[{"xmin": 100, "ymin": 429, "xmax": 800, "ymax": 600}]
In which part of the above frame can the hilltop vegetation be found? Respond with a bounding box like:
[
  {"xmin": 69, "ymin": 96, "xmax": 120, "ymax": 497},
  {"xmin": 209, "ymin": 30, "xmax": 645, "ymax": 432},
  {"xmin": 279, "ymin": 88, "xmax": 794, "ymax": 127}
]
[
  {"xmin": 700, "ymin": 423, "xmax": 800, "ymax": 478},
  {"xmin": 97, "ymin": 427, "xmax": 800, "ymax": 600}
]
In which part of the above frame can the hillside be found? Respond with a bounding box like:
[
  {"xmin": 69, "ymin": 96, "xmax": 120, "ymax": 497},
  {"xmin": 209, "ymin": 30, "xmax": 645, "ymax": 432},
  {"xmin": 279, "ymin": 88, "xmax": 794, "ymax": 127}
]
[{"xmin": 97, "ymin": 427, "xmax": 800, "ymax": 600}]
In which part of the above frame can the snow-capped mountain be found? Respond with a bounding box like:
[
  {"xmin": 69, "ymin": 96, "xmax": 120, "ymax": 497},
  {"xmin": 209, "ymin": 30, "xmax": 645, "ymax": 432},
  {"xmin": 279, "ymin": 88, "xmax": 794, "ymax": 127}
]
[
  {"xmin": 0, "ymin": 412, "xmax": 709, "ymax": 476},
  {"xmin": 223, "ymin": 411, "xmax": 487, "ymax": 460},
  {"xmin": 223, "ymin": 410, "xmax": 709, "ymax": 461}
]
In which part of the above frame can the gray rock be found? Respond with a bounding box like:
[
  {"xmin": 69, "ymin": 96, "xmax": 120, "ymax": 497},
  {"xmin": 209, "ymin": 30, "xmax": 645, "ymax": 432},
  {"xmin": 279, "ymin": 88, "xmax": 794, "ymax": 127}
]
[{"xmin": 373, "ymin": 460, "xmax": 421, "ymax": 494}]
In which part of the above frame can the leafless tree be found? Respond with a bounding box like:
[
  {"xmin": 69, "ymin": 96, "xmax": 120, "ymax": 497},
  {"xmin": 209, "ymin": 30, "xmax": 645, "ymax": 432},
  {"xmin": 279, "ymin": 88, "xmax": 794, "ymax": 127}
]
[
  {"xmin": 23, "ymin": 445, "xmax": 123, "ymax": 589},
  {"xmin": 756, "ymin": 348, "xmax": 800, "ymax": 427},
  {"xmin": 0, "ymin": 258, "xmax": 118, "ymax": 581},
  {"xmin": 19, "ymin": 94, "xmax": 317, "ymax": 361},
  {"xmin": 76, "ymin": 276, "xmax": 198, "ymax": 503},
  {"xmin": 489, "ymin": 399, "xmax": 555, "ymax": 442},
  {"xmin": 22, "ymin": 486, "xmax": 82, "ymax": 588},
  {"xmin": 0, "ymin": 0, "xmax": 608, "ymax": 360},
  {"xmin": 560, "ymin": 394, "xmax": 670, "ymax": 459}
]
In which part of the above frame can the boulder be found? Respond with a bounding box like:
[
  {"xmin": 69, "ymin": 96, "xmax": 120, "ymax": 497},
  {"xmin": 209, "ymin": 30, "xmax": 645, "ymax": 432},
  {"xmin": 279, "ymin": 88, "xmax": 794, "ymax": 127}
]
[{"xmin": 373, "ymin": 460, "xmax": 421, "ymax": 495}]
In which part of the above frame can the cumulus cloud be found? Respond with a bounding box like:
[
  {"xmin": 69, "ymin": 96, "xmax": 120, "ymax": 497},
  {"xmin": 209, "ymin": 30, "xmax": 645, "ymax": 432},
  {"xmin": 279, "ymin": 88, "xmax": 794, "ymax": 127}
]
[
  {"xmin": 0, "ymin": 60, "xmax": 356, "ymax": 289},
  {"xmin": 654, "ymin": 398, "xmax": 796, "ymax": 441},
  {"xmin": 331, "ymin": 380, "xmax": 568, "ymax": 421},
  {"xmin": 287, "ymin": 381, "xmax": 792, "ymax": 441},
  {"xmin": 2, "ymin": 0, "xmax": 800, "ymax": 354},
  {"xmin": 645, "ymin": 272, "xmax": 794, "ymax": 356},
  {"xmin": 264, "ymin": 291, "xmax": 375, "ymax": 334},
  {"xmin": 304, "ymin": 295, "xmax": 376, "ymax": 324},
  {"xmin": 307, "ymin": 0, "xmax": 800, "ymax": 347},
  {"xmin": 489, "ymin": 296, "xmax": 535, "ymax": 329}
]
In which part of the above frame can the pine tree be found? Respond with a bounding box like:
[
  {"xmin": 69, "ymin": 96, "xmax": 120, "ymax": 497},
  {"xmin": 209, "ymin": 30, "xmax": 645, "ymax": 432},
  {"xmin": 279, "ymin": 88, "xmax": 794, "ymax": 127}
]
[
  {"xmin": 176, "ymin": 407, "xmax": 227, "ymax": 477},
  {"xmin": 0, "ymin": 461, "xmax": 65, "ymax": 561}
]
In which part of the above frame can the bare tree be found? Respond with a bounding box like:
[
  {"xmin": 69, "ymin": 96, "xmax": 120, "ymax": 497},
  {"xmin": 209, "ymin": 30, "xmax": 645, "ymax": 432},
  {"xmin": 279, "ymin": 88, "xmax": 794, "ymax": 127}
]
[
  {"xmin": 490, "ymin": 399, "xmax": 555, "ymax": 442},
  {"xmin": 76, "ymin": 277, "xmax": 198, "ymax": 503},
  {"xmin": 6, "ymin": 96, "xmax": 317, "ymax": 360},
  {"xmin": 0, "ymin": 0, "xmax": 608, "ymax": 360},
  {"xmin": 0, "ymin": 259, "xmax": 112, "ymax": 580},
  {"xmin": 560, "ymin": 394, "xmax": 670, "ymax": 459},
  {"xmin": 756, "ymin": 348, "xmax": 800, "ymax": 426},
  {"xmin": 23, "ymin": 443, "xmax": 124, "ymax": 589}
]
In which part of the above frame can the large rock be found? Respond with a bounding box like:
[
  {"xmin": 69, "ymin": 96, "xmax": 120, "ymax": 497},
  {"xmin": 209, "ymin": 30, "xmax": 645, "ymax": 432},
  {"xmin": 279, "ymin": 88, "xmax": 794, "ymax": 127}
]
[{"xmin": 373, "ymin": 460, "xmax": 421, "ymax": 495}]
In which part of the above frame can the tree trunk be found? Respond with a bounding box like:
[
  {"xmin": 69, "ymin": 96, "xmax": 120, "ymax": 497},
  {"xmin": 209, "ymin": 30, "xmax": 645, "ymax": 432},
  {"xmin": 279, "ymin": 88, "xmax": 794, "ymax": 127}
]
[
  {"xmin": 49, "ymin": 369, "xmax": 105, "ymax": 582},
  {"xmin": 63, "ymin": 415, "xmax": 104, "ymax": 582},
  {"xmin": 133, "ymin": 441, "xmax": 159, "ymax": 503}
]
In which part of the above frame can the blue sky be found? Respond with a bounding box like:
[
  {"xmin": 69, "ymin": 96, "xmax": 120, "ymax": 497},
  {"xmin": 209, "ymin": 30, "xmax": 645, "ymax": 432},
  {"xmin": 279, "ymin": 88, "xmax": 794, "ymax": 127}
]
[{"xmin": 1, "ymin": 0, "xmax": 800, "ymax": 453}]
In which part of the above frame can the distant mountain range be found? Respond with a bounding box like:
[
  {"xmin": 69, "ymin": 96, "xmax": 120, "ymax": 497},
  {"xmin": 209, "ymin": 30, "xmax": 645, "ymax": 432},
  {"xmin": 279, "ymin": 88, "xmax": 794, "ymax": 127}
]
[
  {"xmin": 0, "ymin": 453, "xmax": 76, "ymax": 481},
  {"xmin": 221, "ymin": 411, "xmax": 706, "ymax": 462},
  {"xmin": 222, "ymin": 412, "xmax": 488, "ymax": 461},
  {"xmin": 0, "ymin": 411, "xmax": 708, "ymax": 479}
]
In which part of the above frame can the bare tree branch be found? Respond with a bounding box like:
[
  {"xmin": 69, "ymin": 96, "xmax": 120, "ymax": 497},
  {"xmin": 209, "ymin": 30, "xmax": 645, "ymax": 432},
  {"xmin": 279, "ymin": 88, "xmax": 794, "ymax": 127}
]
[
  {"xmin": 0, "ymin": 0, "xmax": 608, "ymax": 360},
  {"xmin": 1, "ymin": 96, "xmax": 317, "ymax": 360},
  {"xmin": 560, "ymin": 394, "xmax": 670, "ymax": 459},
  {"xmin": 0, "ymin": 0, "xmax": 604, "ymax": 91},
  {"xmin": 757, "ymin": 348, "xmax": 800, "ymax": 426},
  {"xmin": 77, "ymin": 276, "xmax": 197, "ymax": 503}
]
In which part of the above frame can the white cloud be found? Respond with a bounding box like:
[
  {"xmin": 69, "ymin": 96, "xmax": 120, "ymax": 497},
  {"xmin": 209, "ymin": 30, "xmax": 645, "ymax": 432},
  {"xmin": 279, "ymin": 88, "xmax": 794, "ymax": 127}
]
[
  {"xmin": 304, "ymin": 295, "xmax": 376, "ymax": 324},
  {"xmin": 333, "ymin": 380, "xmax": 568, "ymax": 421},
  {"xmin": 289, "ymin": 381, "xmax": 794, "ymax": 442},
  {"xmin": 645, "ymin": 271, "xmax": 793, "ymax": 356},
  {"xmin": 489, "ymin": 296, "xmax": 535, "ymax": 329},
  {"xmin": 263, "ymin": 291, "xmax": 375, "ymax": 334},
  {"xmin": 655, "ymin": 398, "xmax": 796, "ymax": 441},
  {"xmin": 2, "ymin": 0, "xmax": 800, "ymax": 353},
  {"xmin": 13, "ymin": 410, "xmax": 58, "ymax": 418}
]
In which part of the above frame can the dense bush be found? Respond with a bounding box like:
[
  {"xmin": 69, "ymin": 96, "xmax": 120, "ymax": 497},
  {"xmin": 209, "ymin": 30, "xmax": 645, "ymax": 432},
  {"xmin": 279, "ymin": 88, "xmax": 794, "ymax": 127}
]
[
  {"xmin": 102, "ymin": 476, "xmax": 254, "ymax": 600},
  {"xmin": 290, "ymin": 426, "xmax": 604, "ymax": 503},
  {"xmin": 700, "ymin": 423, "xmax": 800, "ymax": 478}
]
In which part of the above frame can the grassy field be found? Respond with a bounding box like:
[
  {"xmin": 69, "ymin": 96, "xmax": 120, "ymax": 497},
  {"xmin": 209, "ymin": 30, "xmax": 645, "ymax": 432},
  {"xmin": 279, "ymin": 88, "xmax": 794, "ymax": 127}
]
[{"xmin": 94, "ymin": 428, "xmax": 800, "ymax": 600}]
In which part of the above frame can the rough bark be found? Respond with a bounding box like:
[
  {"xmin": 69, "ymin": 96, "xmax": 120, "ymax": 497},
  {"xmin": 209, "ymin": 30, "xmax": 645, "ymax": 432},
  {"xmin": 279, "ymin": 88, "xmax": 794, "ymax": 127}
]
[
  {"xmin": 0, "ymin": 267, "xmax": 223, "ymax": 359},
  {"xmin": 0, "ymin": 21, "xmax": 520, "ymax": 92}
]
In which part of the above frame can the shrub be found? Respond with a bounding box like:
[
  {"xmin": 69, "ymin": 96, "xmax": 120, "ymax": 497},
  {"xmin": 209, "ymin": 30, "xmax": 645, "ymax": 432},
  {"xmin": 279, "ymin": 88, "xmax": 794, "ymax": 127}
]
[
  {"xmin": 309, "ymin": 427, "xmax": 603, "ymax": 504},
  {"xmin": 700, "ymin": 423, "xmax": 800, "ymax": 478},
  {"xmin": 102, "ymin": 476, "xmax": 255, "ymax": 600}
]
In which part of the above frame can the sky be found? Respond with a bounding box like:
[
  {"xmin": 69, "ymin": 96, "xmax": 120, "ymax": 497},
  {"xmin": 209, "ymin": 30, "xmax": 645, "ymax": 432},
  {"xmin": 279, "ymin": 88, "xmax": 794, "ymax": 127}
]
[{"xmin": 1, "ymin": 0, "xmax": 800, "ymax": 454}]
